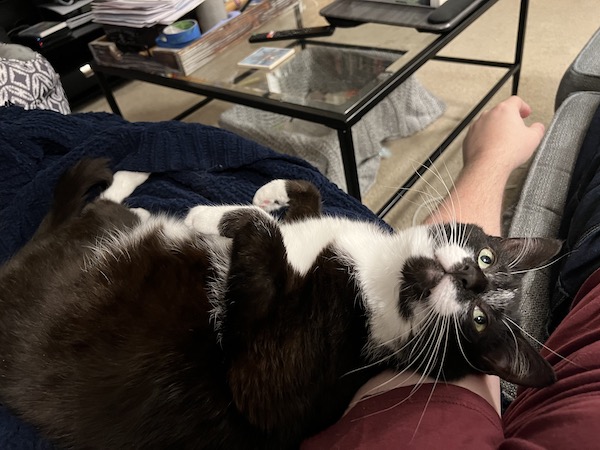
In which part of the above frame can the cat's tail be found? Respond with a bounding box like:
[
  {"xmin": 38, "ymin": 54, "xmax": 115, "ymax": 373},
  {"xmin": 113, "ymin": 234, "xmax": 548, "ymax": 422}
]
[{"xmin": 35, "ymin": 158, "xmax": 113, "ymax": 236}]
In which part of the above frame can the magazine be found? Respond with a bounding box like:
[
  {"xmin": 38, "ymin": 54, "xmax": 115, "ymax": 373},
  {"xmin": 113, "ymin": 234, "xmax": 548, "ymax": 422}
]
[{"xmin": 238, "ymin": 47, "xmax": 296, "ymax": 70}]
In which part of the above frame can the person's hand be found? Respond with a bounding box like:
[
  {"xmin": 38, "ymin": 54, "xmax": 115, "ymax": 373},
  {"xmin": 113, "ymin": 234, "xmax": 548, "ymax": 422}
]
[{"xmin": 462, "ymin": 96, "xmax": 546, "ymax": 172}]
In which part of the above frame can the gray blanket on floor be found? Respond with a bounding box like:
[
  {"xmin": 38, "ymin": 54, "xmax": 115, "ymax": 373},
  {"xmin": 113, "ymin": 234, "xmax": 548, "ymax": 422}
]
[{"xmin": 220, "ymin": 47, "xmax": 445, "ymax": 194}]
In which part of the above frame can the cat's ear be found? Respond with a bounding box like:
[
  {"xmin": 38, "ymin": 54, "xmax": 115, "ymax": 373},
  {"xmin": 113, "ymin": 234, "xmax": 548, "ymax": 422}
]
[
  {"xmin": 498, "ymin": 237, "xmax": 562, "ymax": 272},
  {"xmin": 479, "ymin": 331, "xmax": 556, "ymax": 387}
]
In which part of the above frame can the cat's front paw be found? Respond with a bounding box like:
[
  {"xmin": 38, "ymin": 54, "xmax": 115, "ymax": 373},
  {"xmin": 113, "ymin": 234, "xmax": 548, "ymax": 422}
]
[
  {"xmin": 185, "ymin": 205, "xmax": 267, "ymax": 236},
  {"xmin": 253, "ymin": 179, "xmax": 290, "ymax": 212},
  {"xmin": 184, "ymin": 205, "xmax": 222, "ymax": 235}
]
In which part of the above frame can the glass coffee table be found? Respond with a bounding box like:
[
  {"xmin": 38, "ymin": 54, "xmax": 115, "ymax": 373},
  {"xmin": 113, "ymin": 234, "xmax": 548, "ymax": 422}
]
[{"xmin": 91, "ymin": 0, "xmax": 529, "ymax": 217}]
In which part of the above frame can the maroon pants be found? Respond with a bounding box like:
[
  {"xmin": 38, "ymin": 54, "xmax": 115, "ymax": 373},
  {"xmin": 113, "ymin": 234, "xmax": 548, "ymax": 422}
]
[{"xmin": 302, "ymin": 268, "xmax": 600, "ymax": 449}]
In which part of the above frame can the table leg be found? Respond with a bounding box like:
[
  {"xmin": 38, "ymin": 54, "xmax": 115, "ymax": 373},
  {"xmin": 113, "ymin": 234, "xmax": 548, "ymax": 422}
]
[
  {"xmin": 337, "ymin": 127, "xmax": 362, "ymax": 201},
  {"xmin": 93, "ymin": 69, "xmax": 123, "ymax": 116},
  {"xmin": 512, "ymin": 0, "xmax": 529, "ymax": 94}
]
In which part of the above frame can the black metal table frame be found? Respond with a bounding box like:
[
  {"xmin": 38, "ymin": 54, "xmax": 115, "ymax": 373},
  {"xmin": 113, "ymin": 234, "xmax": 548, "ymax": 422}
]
[{"xmin": 91, "ymin": 0, "xmax": 529, "ymax": 219}]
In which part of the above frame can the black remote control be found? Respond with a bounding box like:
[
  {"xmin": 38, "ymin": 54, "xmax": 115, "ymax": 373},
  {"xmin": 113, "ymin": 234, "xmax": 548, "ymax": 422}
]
[{"xmin": 249, "ymin": 26, "xmax": 335, "ymax": 43}]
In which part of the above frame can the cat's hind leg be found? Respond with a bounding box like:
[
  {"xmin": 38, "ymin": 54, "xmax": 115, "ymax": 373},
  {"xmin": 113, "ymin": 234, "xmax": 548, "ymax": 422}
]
[{"xmin": 253, "ymin": 179, "xmax": 321, "ymax": 222}]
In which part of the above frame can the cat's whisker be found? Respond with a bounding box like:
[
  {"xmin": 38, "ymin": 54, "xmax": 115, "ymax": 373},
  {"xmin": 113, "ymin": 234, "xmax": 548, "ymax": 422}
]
[
  {"xmin": 374, "ymin": 182, "xmax": 447, "ymax": 222},
  {"xmin": 409, "ymin": 159, "xmax": 458, "ymax": 220},
  {"xmin": 349, "ymin": 314, "xmax": 446, "ymax": 412},
  {"xmin": 459, "ymin": 223, "xmax": 474, "ymax": 250},
  {"xmin": 433, "ymin": 165, "xmax": 461, "ymax": 228},
  {"xmin": 395, "ymin": 160, "xmax": 458, "ymax": 231},
  {"xmin": 350, "ymin": 380, "xmax": 428, "ymax": 422},
  {"xmin": 404, "ymin": 313, "xmax": 448, "ymax": 404},
  {"xmin": 508, "ymin": 237, "xmax": 534, "ymax": 269},
  {"xmin": 350, "ymin": 315, "xmax": 447, "ymax": 422},
  {"xmin": 455, "ymin": 314, "xmax": 470, "ymax": 343},
  {"xmin": 510, "ymin": 252, "xmax": 569, "ymax": 275},
  {"xmin": 379, "ymin": 306, "xmax": 443, "ymax": 375},
  {"xmin": 502, "ymin": 316, "xmax": 583, "ymax": 368},
  {"xmin": 411, "ymin": 315, "xmax": 451, "ymax": 442},
  {"xmin": 502, "ymin": 318, "xmax": 521, "ymax": 359},
  {"xmin": 406, "ymin": 331, "xmax": 439, "ymax": 386},
  {"xmin": 451, "ymin": 222, "xmax": 461, "ymax": 247},
  {"xmin": 411, "ymin": 196, "xmax": 445, "ymax": 227},
  {"xmin": 407, "ymin": 311, "xmax": 443, "ymax": 364},
  {"xmin": 416, "ymin": 314, "xmax": 445, "ymax": 382},
  {"xmin": 369, "ymin": 302, "xmax": 436, "ymax": 352},
  {"xmin": 407, "ymin": 158, "xmax": 446, "ymax": 193},
  {"xmin": 345, "ymin": 305, "xmax": 440, "ymax": 378},
  {"xmin": 355, "ymin": 355, "xmax": 439, "ymax": 402},
  {"xmin": 400, "ymin": 185, "xmax": 446, "ymax": 205}
]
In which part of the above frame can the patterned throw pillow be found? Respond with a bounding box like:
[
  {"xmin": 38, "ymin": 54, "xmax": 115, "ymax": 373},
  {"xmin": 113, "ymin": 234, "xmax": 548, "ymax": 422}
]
[{"xmin": 0, "ymin": 43, "xmax": 71, "ymax": 114}]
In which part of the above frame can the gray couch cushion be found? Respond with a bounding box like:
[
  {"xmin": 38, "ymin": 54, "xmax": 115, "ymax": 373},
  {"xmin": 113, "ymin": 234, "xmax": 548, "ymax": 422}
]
[{"xmin": 555, "ymin": 28, "xmax": 600, "ymax": 109}]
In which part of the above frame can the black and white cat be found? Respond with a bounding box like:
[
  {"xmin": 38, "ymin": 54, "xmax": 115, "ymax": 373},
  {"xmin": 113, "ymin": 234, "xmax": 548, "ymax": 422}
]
[{"xmin": 0, "ymin": 159, "xmax": 560, "ymax": 449}]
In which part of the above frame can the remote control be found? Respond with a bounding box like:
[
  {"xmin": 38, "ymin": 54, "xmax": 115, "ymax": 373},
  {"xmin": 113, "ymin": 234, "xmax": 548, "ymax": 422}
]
[{"xmin": 249, "ymin": 26, "xmax": 335, "ymax": 43}]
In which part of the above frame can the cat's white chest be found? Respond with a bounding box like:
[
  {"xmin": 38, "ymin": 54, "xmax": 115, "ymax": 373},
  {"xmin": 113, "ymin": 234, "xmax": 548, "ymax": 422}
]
[{"xmin": 279, "ymin": 218, "xmax": 391, "ymax": 276}]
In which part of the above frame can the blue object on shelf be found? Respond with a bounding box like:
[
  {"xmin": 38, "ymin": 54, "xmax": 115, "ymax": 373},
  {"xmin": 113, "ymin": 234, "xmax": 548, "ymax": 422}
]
[{"xmin": 155, "ymin": 19, "xmax": 201, "ymax": 48}]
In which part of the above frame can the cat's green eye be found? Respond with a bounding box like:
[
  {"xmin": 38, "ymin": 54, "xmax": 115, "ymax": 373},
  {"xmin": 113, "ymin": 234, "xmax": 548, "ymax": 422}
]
[
  {"xmin": 477, "ymin": 248, "xmax": 495, "ymax": 269},
  {"xmin": 472, "ymin": 306, "xmax": 488, "ymax": 333}
]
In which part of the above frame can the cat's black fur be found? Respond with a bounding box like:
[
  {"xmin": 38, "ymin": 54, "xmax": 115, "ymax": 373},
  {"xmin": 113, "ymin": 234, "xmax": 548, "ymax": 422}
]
[{"xmin": 0, "ymin": 159, "xmax": 561, "ymax": 449}]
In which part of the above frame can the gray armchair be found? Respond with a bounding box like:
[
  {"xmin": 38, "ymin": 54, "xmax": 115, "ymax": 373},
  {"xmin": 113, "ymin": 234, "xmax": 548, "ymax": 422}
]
[{"xmin": 555, "ymin": 27, "xmax": 600, "ymax": 110}]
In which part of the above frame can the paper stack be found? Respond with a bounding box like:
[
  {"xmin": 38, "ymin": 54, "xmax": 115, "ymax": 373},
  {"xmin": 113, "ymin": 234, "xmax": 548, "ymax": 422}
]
[{"xmin": 91, "ymin": 0, "xmax": 207, "ymax": 28}]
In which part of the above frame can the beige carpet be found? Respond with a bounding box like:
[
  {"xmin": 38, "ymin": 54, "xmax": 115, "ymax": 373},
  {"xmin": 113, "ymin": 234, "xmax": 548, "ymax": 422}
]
[{"xmin": 76, "ymin": 0, "xmax": 600, "ymax": 231}]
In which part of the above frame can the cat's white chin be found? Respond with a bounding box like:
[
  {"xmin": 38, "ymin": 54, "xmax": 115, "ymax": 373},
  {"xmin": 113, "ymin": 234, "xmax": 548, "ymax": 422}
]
[{"xmin": 429, "ymin": 276, "xmax": 461, "ymax": 316}]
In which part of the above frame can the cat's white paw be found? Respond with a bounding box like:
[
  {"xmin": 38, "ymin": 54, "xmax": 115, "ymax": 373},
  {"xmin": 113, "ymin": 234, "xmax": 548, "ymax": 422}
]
[
  {"xmin": 101, "ymin": 171, "xmax": 150, "ymax": 204},
  {"xmin": 253, "ymin": 179, "xmax": 289, "ymax": 212},
  {"xmin": 185, "ymin": 205, "xmax": 272, "ymax": 235},
  {"xmin": 130, "ymin": 208, "xmax": 151, "ymax": 222},
  {"xmin": 184, "ymin": 205, "xmax": 223, "ymax": 235}
]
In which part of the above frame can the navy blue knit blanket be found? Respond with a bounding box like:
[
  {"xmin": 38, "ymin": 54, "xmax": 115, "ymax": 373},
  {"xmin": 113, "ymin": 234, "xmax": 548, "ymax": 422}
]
[{"xmin": 0, "ymin": 106, "xmax": 387, "ymax": 448}]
